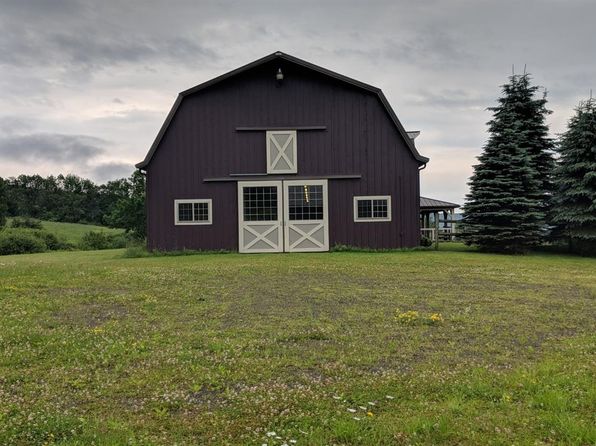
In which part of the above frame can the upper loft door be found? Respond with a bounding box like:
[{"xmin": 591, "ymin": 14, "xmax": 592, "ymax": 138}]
[
  {"xmin": 283, "ymin": 179, "xmax": 329, "ymax": 252},
  {"xmin": 238, "ymin": 181, "xmax": 283, "ymax": 253}
]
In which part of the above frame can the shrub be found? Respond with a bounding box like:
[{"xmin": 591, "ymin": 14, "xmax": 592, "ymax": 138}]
[
  {"xmin": 420, "ymin": 236, "xmax": 433, "ymax": 247},
  {"xmin": 79, "ymin": 231, "xmax": 128, "ymax": 250},
  {"xmin": 10, "ymin": 217, "xmax": 43, "ymax": 229},
  {"xmin": 0, "ymin": 229, "xmax": 47, "ymax": 255}
]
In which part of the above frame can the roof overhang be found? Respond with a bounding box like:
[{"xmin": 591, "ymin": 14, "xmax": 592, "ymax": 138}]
[{"xmin": 136, "ymin": 51, "xmax": 429, "ymax": 169}]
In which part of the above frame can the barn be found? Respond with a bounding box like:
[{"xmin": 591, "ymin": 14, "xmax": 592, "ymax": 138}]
[{"xmin": 136, "ymin": 51, "xmax": 429, "ymax": 253}]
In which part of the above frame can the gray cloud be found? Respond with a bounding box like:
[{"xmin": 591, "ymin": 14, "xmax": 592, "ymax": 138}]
[
  {"xmin": 1, "ymin": 0, "xmax": 595, "ymax": 205},
  {"xmin": 0, "ymin": 133, "xmax": 107, "ymax": 163},
  {"xmin": 0, "ymin": 25, "xmax": 217, "ymax": 71},
  {"xmin": 90, "ymin": 161, "xmax": 133, "ymax": 183}
]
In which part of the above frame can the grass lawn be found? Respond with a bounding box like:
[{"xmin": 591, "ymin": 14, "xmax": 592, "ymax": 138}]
[
  {"xmin": 0, "ymin": 246, "xmax": 594, "ymax": 445},
  {"xmin": 6, "ymin": 218, "xmax": 125, "ymax": 245}
]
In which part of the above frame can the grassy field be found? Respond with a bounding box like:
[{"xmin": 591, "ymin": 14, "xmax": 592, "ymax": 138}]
[
  {"xmin": 6, "ymin": 218, "xmax": 124, "ymax": 245},
  {"xmin": 0, "ymin": 246, "xmax": 594, "ymax": 445}
]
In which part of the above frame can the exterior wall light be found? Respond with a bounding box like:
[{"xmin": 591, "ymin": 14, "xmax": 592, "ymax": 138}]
[{"xmin": 276, "ymin": 68, "xmax": 284, "ymax": 83}]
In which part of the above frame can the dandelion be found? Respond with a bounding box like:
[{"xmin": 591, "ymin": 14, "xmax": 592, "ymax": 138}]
[
  {"xmin": 429, "ymin": 313, "xmax": 444, "ymax": 323},
  {"xmin": 367, "ymin": 411, "xmax": 374, "ymax": 417}
]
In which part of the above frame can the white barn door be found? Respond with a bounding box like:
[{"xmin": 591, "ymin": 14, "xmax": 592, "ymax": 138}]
[
  {"xmin": 283, "ymin": 180, "xmax": 329, "ymax": 252},
  {"xmin": 238, "ymin": 181, "xmax": 283, "ymax": 253}
]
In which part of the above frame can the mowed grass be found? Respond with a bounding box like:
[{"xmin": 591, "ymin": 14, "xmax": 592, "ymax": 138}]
[
  {"xmin": 0, "ymin": 247, "xmax": 594, "ymax": 445},
  {"xmin": 6, "ymin": 218, "xmax": 125, "ymax": 244}
]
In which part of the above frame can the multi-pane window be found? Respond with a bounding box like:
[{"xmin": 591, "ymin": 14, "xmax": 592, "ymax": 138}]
[
  {"xmin": 174, "ymin": 199, "xmax": 212, "ymax": 225},
  {"xmin": 353, "ymin": 196, "xmax": 392, "ymax": 222},
  {"xmin": 288, "ymin": 185, "xmax": 323, "ymax": 220},
  {"xmin": 243, "ymin": 186, "xmax": 278, "ymax": 221}
]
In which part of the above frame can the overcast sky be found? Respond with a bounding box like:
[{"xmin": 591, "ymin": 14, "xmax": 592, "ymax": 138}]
[{"xmin": 1, "ymin": 0, "xmax": 594, "ymax": 205}]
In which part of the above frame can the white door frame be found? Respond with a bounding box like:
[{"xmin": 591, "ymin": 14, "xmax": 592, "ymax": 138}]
[
  {"xmin": 283, "ymin": 179, "xmax": 329, "ymax": 252},
  {"xmin": 238, "ymin": 181, "xmax": 283, "ymax": 253}
]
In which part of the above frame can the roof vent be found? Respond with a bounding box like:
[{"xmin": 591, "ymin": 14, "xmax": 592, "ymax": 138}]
[{"xmin": 407, "ymin": 131, "xmax": 420, "ymax": 140}]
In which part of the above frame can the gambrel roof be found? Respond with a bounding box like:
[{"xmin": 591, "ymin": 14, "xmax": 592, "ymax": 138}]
[{"xmin": 136, "ymin": 51, "xmax": 429, "ymax": 169}]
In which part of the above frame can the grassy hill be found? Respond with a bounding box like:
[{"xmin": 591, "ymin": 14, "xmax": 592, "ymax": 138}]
[
  {"xmin": 0, "ymin": 248, "xmax": 594, "ymax": 444},
  {"xmin": 6, "ymin": 217, "xmax": 124, "ymax": 244}
]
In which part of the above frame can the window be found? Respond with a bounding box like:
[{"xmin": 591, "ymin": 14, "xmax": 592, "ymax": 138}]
[
  {"xmin": 242, "ymin": 186, "xmax": 278, "ymax": 221},
  {"xmin": 266, "ymin": 130, "xmax": 297, "ymax": 173},
  {"xmin": 353, "ymin": 196, "xmax": 392, "ymax": 222},
  {"xmin": 288, "ymin": 185, "xmax": 323, "ymax": 220},
  {"xmin": 174, "ymin": 199, "xmax": 212, "ymax": 225}
]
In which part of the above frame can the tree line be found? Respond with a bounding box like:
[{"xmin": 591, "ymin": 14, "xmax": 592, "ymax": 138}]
[
  {"xmin": 0, "ymin": 171, "xmax": 145, "ymax": 238},
  {"xmin": 462, "ymin": 74, "xmax": 596, "ymax": 255}
]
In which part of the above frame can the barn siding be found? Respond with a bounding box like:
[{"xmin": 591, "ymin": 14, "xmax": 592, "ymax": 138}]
[{"xmin": 146, "ymin": 59, "xmax": 421, "ymax": 251}]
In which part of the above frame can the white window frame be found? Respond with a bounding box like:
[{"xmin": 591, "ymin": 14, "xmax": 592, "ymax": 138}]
[
  {"xmin": 266, "ymin": 130, "xmax": 297, "ymax": 174},
  {"xmin": 353, "ymin": 195, "xmax": 392, "ymax": 222},
  {"xmin": 174, "ymin": 199, "xmax": 212, "ymax": 225}
]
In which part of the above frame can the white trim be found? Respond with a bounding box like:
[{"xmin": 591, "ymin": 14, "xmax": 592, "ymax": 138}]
[
  {"xmin": 283, "ymin": 179, "xmax": 329, "ymax": 252},
  {"xmin": 174, "ymin": 199, "xmax": 212, "ymax": 225},
  {"xmin": 353, "ymin": 195, "xmax": 392, "ymax": 222},
  {"xmin": 266, "ymin": 130, "xmax": 297, "ymax": 174},
  {"xmin": 238, "ymin": 181, "xmax": 284, "ymax": 253}
]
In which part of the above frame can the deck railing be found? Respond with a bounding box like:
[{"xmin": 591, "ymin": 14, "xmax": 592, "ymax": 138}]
[{"xmin": 421, "ymin": 227, "xmax": 456, "ymax": 241}]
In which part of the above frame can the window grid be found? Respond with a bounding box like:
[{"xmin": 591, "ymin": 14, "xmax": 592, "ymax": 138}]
[
  {"xmin": 175, "ymin": 199, "xmax": 212, "ymax": 225},
  {"xmin": 372, "ymin": 199, "xmax": 388, "ymax": 218},
  {"xmin": 354, "ymin": 196, "xmax": 391, "ymax": 222},
  {"xmin": 288, "ymin": 185, "xmax": 323, "ymax": 220},
  {"xmin": 243, "ymin": 186, "xmax": 278, "ymax": 221}
]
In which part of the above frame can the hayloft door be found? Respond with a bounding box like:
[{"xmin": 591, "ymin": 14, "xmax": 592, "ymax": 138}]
[
  {"xmin": 238, "ymin": 181, "xmax": 283, "ymax": 253},
  {"xmin": 283, "ymin": 180, "xmax": 329, "ymax": 252}
]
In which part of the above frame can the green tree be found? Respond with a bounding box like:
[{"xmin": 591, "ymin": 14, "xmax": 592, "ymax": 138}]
[
  {"xmin": 550, "ymin": 98, "xmax": 596, "ymax": 254},
  {"xmin": 106, "ymin": 171, "xmax": 146, "ymax": 238},
  {"xmin": 0, "ymin": 177, "xmax": 8, "ymax": 228},
  {"xmin": 462, "ymin": 74, "xmax": 549, "ymax": 253}
]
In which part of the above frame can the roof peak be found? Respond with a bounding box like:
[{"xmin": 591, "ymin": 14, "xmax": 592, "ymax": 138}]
[{"xmin": 136, "ymin": 52, "xmax": 429, "ymax": 169}]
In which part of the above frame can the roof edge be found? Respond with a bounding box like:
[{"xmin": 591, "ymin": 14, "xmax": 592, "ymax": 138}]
[{"xmin": 136, "ymin": 51, "xmax": 429, "ymax": 169}]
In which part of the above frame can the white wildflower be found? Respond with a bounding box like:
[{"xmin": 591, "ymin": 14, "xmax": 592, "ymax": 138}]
[{"xmin": 347, "ymin": 408, "xmax": 356, "ymax": 413}]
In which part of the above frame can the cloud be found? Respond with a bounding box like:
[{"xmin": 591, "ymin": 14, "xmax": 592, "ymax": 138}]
[
  {"xmin": 0, "ymin": 32, "xmax": 217, "ymax": 72},
  {"xmin": 89, "ymin": 161, "xmax": 134, "ymax": 183},
  {"xmin": 0, "ymin": 133, "xmax": 107, "ymax": 163},
  {"xmin": 1, "ymin": 0, "xmax": 595, "ymax": 205}
]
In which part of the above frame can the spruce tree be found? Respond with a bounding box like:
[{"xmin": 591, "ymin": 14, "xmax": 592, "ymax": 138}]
[
  {"xmin": 550, "ymin": 98, "xmax": 596, "ymax": 255},
  {"xmin": 462, "ymin": 74, "xmax": 548, "ymax": 253},
  {"xmin": 515, "ymin": 75, "xmax": 555, "ymax": 211}
]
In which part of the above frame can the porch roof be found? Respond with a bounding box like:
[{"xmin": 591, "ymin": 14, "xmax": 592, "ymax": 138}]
[{"xmin": 420, "ymin": 196, "xmax": 460, "ymax": 211}]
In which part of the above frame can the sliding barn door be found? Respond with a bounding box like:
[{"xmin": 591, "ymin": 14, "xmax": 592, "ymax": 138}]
[
  {"xmin": 238, "ymin": 181, "xmax": 283, "ymax": 253},
  {"xmin": 283, "ymin": 180, "xmax": 329, "ymax": 252}
]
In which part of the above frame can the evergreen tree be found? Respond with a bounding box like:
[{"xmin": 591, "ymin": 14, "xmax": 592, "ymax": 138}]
[
  {"xmin": 0, "ymin": 177, "xmax": 7, "ymax": 228},
  {"xmin": 462, "ymin": 74, "xmax": 549, "ymax": 253},
  {"xmin": 550, "ymin": 98, "xmax": 596, "ymax": 255},
  {"xmin": 514, "ymin": 75, "xmax": 555, "ymax": 212}
]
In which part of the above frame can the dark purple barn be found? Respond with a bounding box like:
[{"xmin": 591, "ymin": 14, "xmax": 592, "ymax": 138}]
[{"xmin": 136, "ymin": 51, "xmax": 429, "ymax": 253}]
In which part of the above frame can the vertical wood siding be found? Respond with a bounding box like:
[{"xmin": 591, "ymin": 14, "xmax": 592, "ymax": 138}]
[{"xmin": 146, "ymin": 60, "xmax": 421, "ymax": 250}]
